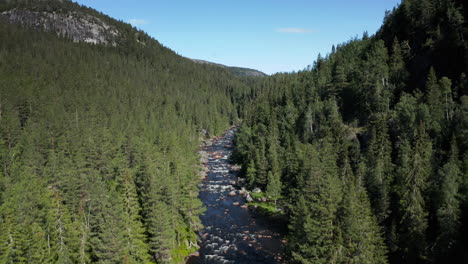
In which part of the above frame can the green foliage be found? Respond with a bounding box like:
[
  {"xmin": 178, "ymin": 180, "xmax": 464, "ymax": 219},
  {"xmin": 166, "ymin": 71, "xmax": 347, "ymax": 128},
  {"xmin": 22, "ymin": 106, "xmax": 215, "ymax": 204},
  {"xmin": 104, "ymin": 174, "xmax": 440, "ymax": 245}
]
[
  {"xmin": 0, "ymin": 1, "xmax": 252, "ymax": 262},
  {"xmin": 234, "ymin": 1, "xmax": 467, "ymax": 264},
  {"xmin": 1, "ymin": 0, "xmax": 467, "ymax": 263},
  {"xmin": 337, "ymin": 178, "xmax": 388, "ymax": 264}
]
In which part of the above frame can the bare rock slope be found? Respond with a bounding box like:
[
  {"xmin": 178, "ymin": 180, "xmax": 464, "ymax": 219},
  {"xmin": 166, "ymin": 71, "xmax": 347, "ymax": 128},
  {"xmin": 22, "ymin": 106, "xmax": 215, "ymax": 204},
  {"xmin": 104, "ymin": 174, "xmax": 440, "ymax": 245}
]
[{"xmin": 1, "ymin": 9, "xmax": 119, "ymax": 45}]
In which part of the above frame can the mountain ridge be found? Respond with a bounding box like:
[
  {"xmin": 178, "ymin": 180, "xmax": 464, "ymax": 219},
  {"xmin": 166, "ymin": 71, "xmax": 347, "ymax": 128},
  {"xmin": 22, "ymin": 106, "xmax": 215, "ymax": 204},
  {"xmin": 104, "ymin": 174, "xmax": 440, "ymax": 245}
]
[
  {"xmin": 191, "ymin": 59, "xmax": 267, "ymax": 77},
  {"xmin": 0, "ymin": 0, "xmax": 267, "ymax": 79}
]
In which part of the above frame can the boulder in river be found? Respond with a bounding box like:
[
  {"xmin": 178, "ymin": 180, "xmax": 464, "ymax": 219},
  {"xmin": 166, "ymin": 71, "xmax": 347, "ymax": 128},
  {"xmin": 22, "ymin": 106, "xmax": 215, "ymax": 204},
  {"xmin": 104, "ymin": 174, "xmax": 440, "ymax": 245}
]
[
  {"xmin": 228, "ymin": 191, "xmax": 236, "ymax": 196},
  {"xmin": 252, "ymin": 188, "xmax": 262, "ymax": 193},
  {"xmin": 246, "ymin": 193, "xmax": 253, "ymax": 202},
  {"xmin": 239, "ymin": 188, "xmax": 247, "ymax": 195}
]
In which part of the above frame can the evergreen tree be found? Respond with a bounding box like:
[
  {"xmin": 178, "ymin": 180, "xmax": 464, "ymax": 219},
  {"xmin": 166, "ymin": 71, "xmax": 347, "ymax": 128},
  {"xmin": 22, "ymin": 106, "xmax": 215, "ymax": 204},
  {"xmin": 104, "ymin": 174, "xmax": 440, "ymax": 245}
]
[
  {"xmin": 119, "ymin": 168, "xmax": 151, "ymax": 263},
  {"xmin": 365, "ymin": 115, "xmax": 393, "ymax": 224},
  {"xmin": 266, "ymin": 171, "xmax": 281, "ymax": 206},
  {"xmin": 435, "ymin": 137, "xmax": 461, "ymax": 258},
  {"xmin": 389, "ymin": 37, "xmax": 408, "ymax": 101},
  {"xmin": 288, "ymin": 144, "xmax": 340, "ymax": 264},
  {"xmin": 245, "ymin": 159, "xmax": 257, "ymax": 188},
  {"xmin": 398, "ymin": 124, "xmax": 432, "ymax": 262},
  {"xmin": 338, "ymin": 178, "xmax": 388, "ymax": 264},
  {"xmin": 438, "ymin": 77, "xmax": 455, "ymax": 122},
  {"xmin": 425, "ymin": 67, "xmax": 444, "ymax": 135}
]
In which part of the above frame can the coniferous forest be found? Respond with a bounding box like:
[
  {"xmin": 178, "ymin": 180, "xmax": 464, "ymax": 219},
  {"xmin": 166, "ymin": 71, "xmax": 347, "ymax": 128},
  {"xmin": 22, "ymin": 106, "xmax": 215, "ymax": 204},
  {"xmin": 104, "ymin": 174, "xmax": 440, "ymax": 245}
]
[
  {"xmin": 233, "ymin": 0, "xmax": 468, "ymax": 263},
  {"xmin": 0, "ymin": 1, "xmax": 252, "ymax": 262},
  {"xmin": 0, "ymin": 0, "xmax": 467, "ymax": 263}
]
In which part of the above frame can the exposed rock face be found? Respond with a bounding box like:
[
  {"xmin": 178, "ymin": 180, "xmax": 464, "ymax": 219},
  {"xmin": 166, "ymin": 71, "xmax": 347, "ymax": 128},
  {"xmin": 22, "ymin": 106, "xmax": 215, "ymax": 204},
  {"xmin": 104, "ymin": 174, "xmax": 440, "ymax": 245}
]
[{"xmin": 0, "ymin": 9, "xmax": 120, "ymax": 45}]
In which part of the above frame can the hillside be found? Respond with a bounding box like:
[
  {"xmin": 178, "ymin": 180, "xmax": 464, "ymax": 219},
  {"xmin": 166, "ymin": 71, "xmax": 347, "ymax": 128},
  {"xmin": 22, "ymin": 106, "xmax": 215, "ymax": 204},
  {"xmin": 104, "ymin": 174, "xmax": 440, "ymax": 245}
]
[
  {"xmin": 0, "ymin": 0, "xmax": 267, "ymax": 80},
  {"xmin": 1, "ymin": 0, "xmax": 467, "ymax": 263},
  {"xmin": 191, "ymin": 59, "xmax": 267, "ymax": 78},
  {"xmin": 233, "ymin": 0, "xmax": 467, "ymax": 263},
  {"xmin": 0, "ymin": 0, "xmax": 253, "ymax": 263}
]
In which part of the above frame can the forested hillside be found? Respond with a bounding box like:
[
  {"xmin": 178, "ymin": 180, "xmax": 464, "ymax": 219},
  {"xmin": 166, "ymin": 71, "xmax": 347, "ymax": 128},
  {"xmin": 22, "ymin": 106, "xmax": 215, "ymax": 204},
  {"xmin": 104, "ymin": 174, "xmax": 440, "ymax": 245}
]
[
  {"xmin": 0, "ymin": 1, "xmax": 254, "ymax": 263},
  {"xmin": 233, "ymin": 0, "xmax": 467, "ymax": 263},
  {"xmin": 1, "ymin": 0, "xmax": 467, "ymax": 263}
]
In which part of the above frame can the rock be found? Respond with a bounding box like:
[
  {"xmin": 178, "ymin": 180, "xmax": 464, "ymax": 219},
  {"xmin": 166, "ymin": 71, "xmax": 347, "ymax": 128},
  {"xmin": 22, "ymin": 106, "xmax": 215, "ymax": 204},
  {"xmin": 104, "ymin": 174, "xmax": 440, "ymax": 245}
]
[
  {"xmin": 239, "ymin": 188, "xmax": 247, "ymax": 195},
  {"xmin": 1, "ymin": 10, "xmax": 120, "ymax": 46},
  {"xmin": 240, "ymin": 204, "xmax": 248, "ymax": 209},
  {"xmin": 230, "ymin": 165, "xmax": 242, "ymax": 172},
  {"xmin": 246, "ymin": 193, "xmax": 253, "ymax": 202},
  {"xmin": 232, "ymin": 202, "xmax": 240, "ymax": 206},
  {"xmin": 228, "ymin": 191, "xmax": 236, "ymax": 196},
  {"xmin": 252, "ymin": 188, "xmax": 262, "ymax": 193}
]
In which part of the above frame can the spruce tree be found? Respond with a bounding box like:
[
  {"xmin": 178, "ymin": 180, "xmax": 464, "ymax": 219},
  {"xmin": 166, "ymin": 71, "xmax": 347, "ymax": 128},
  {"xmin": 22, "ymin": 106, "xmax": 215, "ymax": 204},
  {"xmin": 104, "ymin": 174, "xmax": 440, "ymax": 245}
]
[
  {"xmin": 425, "ymin": 67, "xmax": 443, "ymax": 134},
  {"xmin": 266, "ymin": 171, "xmax": 281, "ymax": 206},
  {"xmin": 288, "ymin": 144, "xmax": 340, "ymax": 264},
  {"xmin": 435, "ymin": 137, "xmax": 461, "ymax": 258},
  {"xmin": 338, "ymin": 178, "xmax": 388, "ymax": 264},
  {"xmin": 365, "ymin": 115, "xmax": 393, "ymax": 224},
  {"xmin": 245, "ymin": 159, "xmax": 257, "ymax": 188},
  {"xmin": 398, "ymin": 124, "xmax": 432, "ymax": 262}
]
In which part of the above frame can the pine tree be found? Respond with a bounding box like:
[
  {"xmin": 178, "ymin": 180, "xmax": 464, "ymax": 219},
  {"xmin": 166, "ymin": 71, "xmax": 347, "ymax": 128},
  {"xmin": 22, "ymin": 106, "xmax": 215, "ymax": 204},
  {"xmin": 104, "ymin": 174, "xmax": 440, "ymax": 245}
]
[
  {"xmin": 331, "ymin": 60, "xmax": 347, "ymax": 99},
  {"xmin": 398, "ymin": 124, "xmax": 432, "ymax": 262},
  {"xmin": 338, "ymin": 178, "xmax": 388, "ymax": 264},
  {"xmin": 288, "ymin": 144, "xmax": 340, "ymax": 264},
  {"xmin": 435, "ymin": 136, "xmax": 461, "ymax": 258},
  {"xmin": 266, "ymin": 171, "xmax": 281, "ymax": 206},
  {"xmin": 245, "ymin": 159, "xmax": 257, "ymax": 188},
  {"xmin": 254, "ymin": 141, "xmax": 268, "ymax": 187},
  {"xmin": 119, "ymin": 168, "xmax": 151, "ymax": 263},
  {"xmin": 425, "ymin": 67, "xmax": 443, "ymax": 134},
  {"xmin": 389, "ymin": 37, "xmax": 408, "ymax": 100},
  {"xmin": 46, "ymin": 186, "xmax": 80, "ymax": 263},
  {"xmin": 89, "ymin": 187, "xmax": 127, "ymax": 263},
  {"xmin": 438, "ymin": 77, "xmax": 454, "ymax": 122},
  {"xmin": 365, "ymin": 115, "xmax": 393, "ymax": 224}
]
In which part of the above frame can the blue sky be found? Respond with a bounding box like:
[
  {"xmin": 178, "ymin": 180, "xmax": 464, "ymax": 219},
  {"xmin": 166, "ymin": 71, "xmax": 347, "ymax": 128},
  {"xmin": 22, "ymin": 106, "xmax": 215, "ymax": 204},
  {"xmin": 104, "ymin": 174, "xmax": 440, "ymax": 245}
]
[{"xmin": 74, "ymin": 0, "xmax": 401, "ymax": 74}]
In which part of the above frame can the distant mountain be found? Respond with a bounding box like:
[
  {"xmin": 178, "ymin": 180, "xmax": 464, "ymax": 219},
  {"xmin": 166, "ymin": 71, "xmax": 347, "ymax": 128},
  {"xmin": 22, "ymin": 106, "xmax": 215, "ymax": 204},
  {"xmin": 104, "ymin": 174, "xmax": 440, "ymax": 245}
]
[
  {"xmin": 0, "ymin": 0, "xmax": 254, "ymax": 263},
  {"xmin": 0, "ymin": 0, "xmax": 267, "ymax": 79},
  {"xmin": 192, "ymin": 59, "xmax": 268, "ymax": 78}
]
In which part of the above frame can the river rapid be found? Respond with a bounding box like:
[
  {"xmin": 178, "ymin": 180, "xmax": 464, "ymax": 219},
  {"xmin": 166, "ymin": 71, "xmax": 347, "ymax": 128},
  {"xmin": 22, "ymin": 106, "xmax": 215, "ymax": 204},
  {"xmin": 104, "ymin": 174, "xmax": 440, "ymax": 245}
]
[{"xmin": 190, "ymin": 128, "xmax": 285, "ymax": 264}]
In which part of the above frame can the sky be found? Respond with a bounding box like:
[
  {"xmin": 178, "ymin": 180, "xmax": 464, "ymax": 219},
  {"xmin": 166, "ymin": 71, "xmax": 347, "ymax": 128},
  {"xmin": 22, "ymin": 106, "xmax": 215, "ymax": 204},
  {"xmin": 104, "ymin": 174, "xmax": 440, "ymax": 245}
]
[{"xmin": 73, "ymin": 0, "xmax": 401, "ymax": 75}]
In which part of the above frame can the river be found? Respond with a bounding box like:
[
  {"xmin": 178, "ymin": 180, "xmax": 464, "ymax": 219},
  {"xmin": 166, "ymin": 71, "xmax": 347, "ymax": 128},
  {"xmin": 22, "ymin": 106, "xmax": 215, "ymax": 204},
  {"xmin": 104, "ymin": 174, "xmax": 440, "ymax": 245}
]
[{"xmin": 190, "ymin": 128, "xmax": 285, "ymax": 264}]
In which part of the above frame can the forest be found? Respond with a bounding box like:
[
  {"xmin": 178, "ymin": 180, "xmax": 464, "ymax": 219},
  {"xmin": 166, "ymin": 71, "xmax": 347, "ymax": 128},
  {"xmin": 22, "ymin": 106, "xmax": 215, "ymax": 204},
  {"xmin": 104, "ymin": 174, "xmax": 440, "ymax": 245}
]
[
  {"xmin": 233, "ymin": 0, "xmax": 467, "ymax": 263},
  {"xmin": 0, "ymin": 1, "xmax": 253, "ymax": 262},
  {"xmin": 0, "ymin": 0, "xmax": 466, "ymax": 263}
]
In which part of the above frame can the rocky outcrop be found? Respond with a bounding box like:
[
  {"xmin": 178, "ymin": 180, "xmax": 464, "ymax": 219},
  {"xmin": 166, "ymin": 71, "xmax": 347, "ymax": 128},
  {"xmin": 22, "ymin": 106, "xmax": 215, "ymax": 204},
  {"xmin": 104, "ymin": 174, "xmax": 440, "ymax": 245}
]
[{"xmin": 0, "ymin": 9, "xmax": 120, "ymax": 45}]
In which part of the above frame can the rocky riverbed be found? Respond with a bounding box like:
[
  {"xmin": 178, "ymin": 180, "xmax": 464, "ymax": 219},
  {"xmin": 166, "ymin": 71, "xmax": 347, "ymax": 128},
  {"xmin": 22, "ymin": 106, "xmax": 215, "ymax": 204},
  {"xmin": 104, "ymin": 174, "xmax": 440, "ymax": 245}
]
[{"xmin": 188, "ymin": 128, "xmax": 285, "ymax": 264}]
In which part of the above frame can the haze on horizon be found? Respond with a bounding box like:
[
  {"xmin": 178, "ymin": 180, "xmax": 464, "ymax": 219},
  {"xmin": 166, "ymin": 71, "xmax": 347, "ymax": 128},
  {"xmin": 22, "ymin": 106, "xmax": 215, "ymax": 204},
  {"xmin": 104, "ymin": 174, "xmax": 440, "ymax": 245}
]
[{"xmin": 73, "ymin": 0, "xmax": 401, "ymax": 74}]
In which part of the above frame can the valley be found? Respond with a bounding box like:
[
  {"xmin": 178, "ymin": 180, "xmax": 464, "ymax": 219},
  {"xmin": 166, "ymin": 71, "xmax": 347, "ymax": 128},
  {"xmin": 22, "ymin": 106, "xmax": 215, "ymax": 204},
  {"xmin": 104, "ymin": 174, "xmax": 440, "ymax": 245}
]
[{"xmin": 193, "ymin": 128, "xmax": 284, "ymax": 264}]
